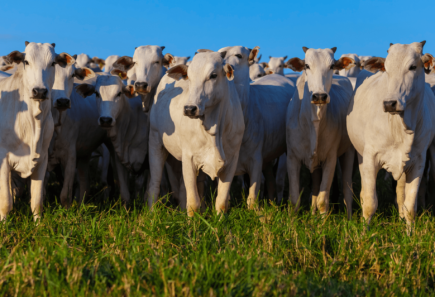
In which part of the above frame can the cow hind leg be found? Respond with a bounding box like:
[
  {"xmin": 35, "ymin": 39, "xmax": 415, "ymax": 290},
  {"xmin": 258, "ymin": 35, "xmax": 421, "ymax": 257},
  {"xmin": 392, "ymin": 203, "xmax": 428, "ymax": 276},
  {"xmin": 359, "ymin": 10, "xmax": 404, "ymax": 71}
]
[
  {"xmin": 275, "ymin": 154, "xmax": 287, "ymax": 205},
  {"xmin": 287, "ymin": 156, "xmax": 301, "ymax": 211},
  {"xmin": 246, "ymin": 160, "xmax": 262, "ymax": 210},
  {"xmin": 76, "ymin": 157, "xmax": 90, "ymax": 205},
  {"xmin": 146, "ymin": 140, "xmax": 169, "ymax": 209},
  {"xmin": 340, "ymin": 147, "xmax": 355, "ymax": 220},
  {"xmin": 60, "ymin": 152, "xmax": 76, "ymax": 208},
  {"xmin": 0, "ymin": 158, "xmax": 12, "ymax": 220},
  {"xmin": 263, "ymin": 162, "xmax": 276, "ymax": 203}
]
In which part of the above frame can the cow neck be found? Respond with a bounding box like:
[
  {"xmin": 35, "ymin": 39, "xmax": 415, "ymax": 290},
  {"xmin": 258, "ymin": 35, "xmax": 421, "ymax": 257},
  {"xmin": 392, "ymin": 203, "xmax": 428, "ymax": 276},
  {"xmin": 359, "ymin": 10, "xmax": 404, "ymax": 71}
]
[{"xmin": 233, "ymin": 68, "xmax": 251, "ymax": 116}]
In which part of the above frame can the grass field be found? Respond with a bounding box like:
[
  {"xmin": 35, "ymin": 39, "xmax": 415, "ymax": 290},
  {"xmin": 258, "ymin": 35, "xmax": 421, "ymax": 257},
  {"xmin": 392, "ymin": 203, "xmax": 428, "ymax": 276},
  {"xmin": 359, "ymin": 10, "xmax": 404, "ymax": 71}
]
[{"xmin": 1, "ymin": 168, "xmax": 435, "ymax": 296}]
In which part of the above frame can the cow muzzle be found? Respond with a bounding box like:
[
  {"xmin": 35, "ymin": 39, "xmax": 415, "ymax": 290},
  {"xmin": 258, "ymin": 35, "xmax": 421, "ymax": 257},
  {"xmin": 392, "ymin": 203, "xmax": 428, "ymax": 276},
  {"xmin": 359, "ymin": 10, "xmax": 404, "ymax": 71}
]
[
  {"xmin": 135, "ymin": 81, "xmax": 151, "ymax": 94},
  {"xmin": 311, "ymin": 93, "xmax": 329, "ymax": 105},
  {"xmin": 184, "ymin": 105, "xmax": 202, "ymax": 118},
  {"xmin": 383, "ymin": 100, "xmax": 404, "ymax": 114},
  {"xmin": 31, "ymin": 88, "xmax": 49, "ymax": 100},
  {"xmin": 99, "ymin": 116, "xmax": 114, "ymax": 128},
  {"xmin": 55, "ymin": 98, "xmax": 71, "ymax": 111}
]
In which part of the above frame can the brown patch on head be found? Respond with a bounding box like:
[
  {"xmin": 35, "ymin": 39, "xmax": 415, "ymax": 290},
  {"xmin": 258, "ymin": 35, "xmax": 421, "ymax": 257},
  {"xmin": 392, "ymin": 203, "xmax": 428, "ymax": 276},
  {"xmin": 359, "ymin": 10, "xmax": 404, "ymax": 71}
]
[
  {"xmin": 113, "ymin": 56, "xmax": 135, "ymax": 72},
  {"xmin": 163, "ymin": 53, "xmax": 174, "ymax": 68},
  {"xmin": 56, "ymin": 53, "xmax": 75, "ymax": 67},
  {"xmin": 260, "ymin": 62, "xmax": 269, "ymax": 69},
  {"xmin": 333, "ymin": 57, "xmax": 355, "ymax": 70},
  {"xmin": 123, "ymin": 85, "xmax": 136, "ymax": 98},
  {"xmin": 74, "ymin": 67, "xmax": 95, "ymax": 80},
  {"xmin": 364, "ymin": 57, "xmax": 386, "ymax": 73},
  {"xmin": 167, "ymin": 64, "xmax": 188, "ymax": 81},
  {"xmin": 286, "ymin": 57, "xmax": 305, "ymax": 72},
  {"xmin": 92, "ymin": 57, "xmax": 105, "ymax": 70},
  {"xmin": 6, "ymin": 51, "xmax": 25, "ymax": 64},
  {"xmin": 421, "ymin": 53, "xmax": 434, "ymax": 74},
  {"xmin": 0, "ymin": 65, "xmax": 14, "ymax": 71},
  {"xmin": 75, "ymin": 84, "xmax": 95, "ymax": 98},
  {"xmin": 223, "ymin": 64, "xmax": 234, "ymax": 80},
  {"xmin": 111, "ymin": 69, "xmax": 128, "ymax": 80}
]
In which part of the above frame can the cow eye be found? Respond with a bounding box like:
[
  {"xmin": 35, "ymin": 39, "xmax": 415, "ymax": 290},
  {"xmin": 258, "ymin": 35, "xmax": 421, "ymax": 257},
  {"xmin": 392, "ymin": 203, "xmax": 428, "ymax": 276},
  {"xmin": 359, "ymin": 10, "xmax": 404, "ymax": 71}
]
[
  {"xmin": 305, "ymin": 64, "xmax": 310, "ymax": 70},
  {"xmin": 116, "ymin": 92, "xmax": 122, "ymax": 97},
  {"xmin": 258, "ymin": 74, "xmax": 262, "ymax": 77},
  {"xmin": 330, "ymin": 64, "xmax": 335, "ymax": 70},
  {"xmin": 95, "ymin": 92, "xmax": 100, "ymax": 98},
  {"xmin": 24, "ymin": 60, "xmax": 29, "ymax": 66},
  {"xmin": 155, "ymin": 61, "xmax": 160, "ymax": 64},
  {"xmin": 52, "ymin": 62, "xmax": 56, "ymax": 67},
  {"xmin": 235, "ymin": 54, "xmax": 242, "ymax": 59},
  {"xmin": 210, "ymin": 73, "xmax": 218, "ymax": 79},
  {"xmin": 71, "ymin": 73, "xmax": 75, "ymax": 78},
  {"xmin": 409, "ymin": 65, "xmax": 417, "ymax": 71}
]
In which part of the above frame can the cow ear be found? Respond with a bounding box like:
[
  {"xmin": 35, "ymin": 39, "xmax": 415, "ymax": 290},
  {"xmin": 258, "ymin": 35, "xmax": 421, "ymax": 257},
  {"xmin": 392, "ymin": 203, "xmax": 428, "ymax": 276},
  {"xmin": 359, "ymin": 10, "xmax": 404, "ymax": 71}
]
[
  {"xmin": 75, "ymin": 84, "xmax": 95, "ymax": 98},
  {"xmin": 248, "ymin": 46, "xmax": 260, "ymax": 65},
  {"xmin": 72, "ymin": 54, "xmax": 77, "ymax": 60},
  {"xmin": 111, "ymin": 69, "xmax": 128, "ymax": 80},
  {"xmin": 421, "ymin": 53, "xmax": 434, "ymax": 74},
  {"xmin": 74, "ymin": 67, "xmax": 96, "ymax": 80},
  {"xmin": 286, "ymin": 58, "xmax": 305, "ymax": 72},
  {"xmin": 197, "ymin": 49, "xmax": 214, "ymax": 53},
  {"xmin": 364, "ymin": 57, "xmax": 386, "ymax": 73},
  {"xmin": 256, "ymin": 54, "xmax": 262, "ymax": 63},
  {"xmin": 113, "ymin": 56, "xmax": 135, "ymax": 72},
  {"xmin": 163, "ymin": 53, "xmax": 174, "ymax": 68},
  {"xmin": 223, "ymin": 64, "xmax": 234, "ymax": 81},
  {"xmin": 283, "ymin": 55, "xmax": 288, "ymax": 61},
  {"xmin": 6, "ymin": 51, "xmax": 25, "ymax": 64},
  {"xmin": 123, "ymin": 85, "xmax": 136, "ymax": 98},
  {"xmin": 56, "ymin": 53, "xmax": 75, "ymax": 67},
  {"xmin": 92, "ymin": 57, "xmax": 105, "ymax": 70},
  {"xmin": 0, "ymin": 65, "xmax": 14, "ymax": 71},
  {"xmin": 260, "ymin": 62, "xmax": 269, "ymax": 69},
  {"xmin": 186, "ymin": 56, "xmax": 191, "ymax": 61},
  {"xmin": 334, "ymin": 57, "xmax": 355, "ymax": 70},
  {"xmin": 167, "ymin": 64, "xmax": 188, "ymax": 81},
  {"xmin": 25, "ymin": 41, "xmax": 30, "ymax": 47}
]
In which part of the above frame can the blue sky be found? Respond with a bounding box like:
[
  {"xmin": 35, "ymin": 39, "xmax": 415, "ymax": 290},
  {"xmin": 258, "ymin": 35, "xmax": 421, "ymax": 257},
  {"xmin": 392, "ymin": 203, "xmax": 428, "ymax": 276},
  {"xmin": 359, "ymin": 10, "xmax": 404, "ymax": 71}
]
[{"xmin": 1, "ymin": 0, "xmax": 434, "ymax": 64}]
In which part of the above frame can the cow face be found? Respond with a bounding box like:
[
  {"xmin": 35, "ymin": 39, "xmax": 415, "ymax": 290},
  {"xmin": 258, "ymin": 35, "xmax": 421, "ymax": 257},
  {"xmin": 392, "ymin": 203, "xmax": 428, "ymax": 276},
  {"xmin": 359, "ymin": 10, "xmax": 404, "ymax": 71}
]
[
  {"xmin": 219, "ymin": 46, "xmax": 259, "ymax": 84},
  {"xmin": 75, "ymin": 75, "xmax": 135, "ymax": 128},
  {"xmin": 52, "ymin": 64, "xmax": 95, "ymax": 111},
  {"xmin": 287, "ymin": 47, "xmax": 355, "ymax": 105},
  {"xmin": 267, "ymin": 56, "xmax": 287, "ymax": 75},
  {"xmin": 365, "ymin": 42, "xmax": 432, "ymax": 114},
  {"xmin": 113, "ymin": 46, "xmax": 173, "ymax": 112},
  {"xmin": 359, "ymin": 55, "xmax": 373, "ymax": 70},
  {"xmin": 249, "ymin": 63, "xmax": 266, "ymax": 80},
  {"xmin": 338, "ymin": 54, "xmax": 361, "ymax": 77},
  {"xmin": 5, "ymin": 42, "xmax": 74, "ymax": 102},
  {"xmin": 167, "ymin": 52, "xmax": 234, "ymax": 118}
]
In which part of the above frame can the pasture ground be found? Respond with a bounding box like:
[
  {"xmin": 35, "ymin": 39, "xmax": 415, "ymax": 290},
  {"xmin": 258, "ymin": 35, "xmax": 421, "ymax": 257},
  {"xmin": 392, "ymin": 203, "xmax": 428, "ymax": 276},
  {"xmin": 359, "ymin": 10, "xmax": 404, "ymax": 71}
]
[{"xmin": 1, "ymin": 167, "xmax": 435, "ymax": 296}]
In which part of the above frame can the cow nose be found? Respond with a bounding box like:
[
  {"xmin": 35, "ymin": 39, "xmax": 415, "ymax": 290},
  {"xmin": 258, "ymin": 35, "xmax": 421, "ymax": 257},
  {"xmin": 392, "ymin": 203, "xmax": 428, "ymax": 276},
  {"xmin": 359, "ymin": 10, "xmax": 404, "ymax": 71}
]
[
  {"xmin": 383, "ymin": 100, "xmax": 398, "ymax": 112},
  {"xmin": 32, "ymin": 88, "xmax": 48, "ymax": 100},
  {"xmin": 184, "ymin": 105, "xmax": 198, "ymax": 117},
  {"xmin": 56, "ymin": 98, "xmax": 70, "ymax": 110},
  {"xmin": 312, "ymin": 93, "xmax": 328, "ymax": 104},
  {"xmin": 99, "ymin": 117, "xmax": 113, "ymax": 127},
  {"xmin": 135, "ymin": 82, "xmax": 148, "ymax": 91}
]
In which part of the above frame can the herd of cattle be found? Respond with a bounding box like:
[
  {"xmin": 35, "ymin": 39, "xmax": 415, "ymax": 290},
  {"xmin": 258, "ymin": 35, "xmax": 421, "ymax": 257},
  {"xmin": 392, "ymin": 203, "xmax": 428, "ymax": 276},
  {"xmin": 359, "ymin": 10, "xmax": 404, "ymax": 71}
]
[{"xmin": 0, "ymin": 41, "xmax": 434, "ymax": 233}]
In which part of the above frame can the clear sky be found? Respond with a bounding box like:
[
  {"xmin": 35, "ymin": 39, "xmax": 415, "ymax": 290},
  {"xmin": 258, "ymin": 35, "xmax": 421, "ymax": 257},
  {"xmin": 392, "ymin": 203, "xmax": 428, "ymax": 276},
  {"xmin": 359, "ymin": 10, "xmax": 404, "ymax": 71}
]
[{"xmin": 1, "ymin": 0, "xmax": 434, "ymax": 64}]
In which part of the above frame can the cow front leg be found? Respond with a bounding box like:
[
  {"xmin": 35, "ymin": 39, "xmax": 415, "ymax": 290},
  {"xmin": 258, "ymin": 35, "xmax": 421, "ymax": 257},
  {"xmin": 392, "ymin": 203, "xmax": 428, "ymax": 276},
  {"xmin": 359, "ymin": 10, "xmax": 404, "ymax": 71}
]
[
  {"xmin": 340, "ymin": 147, "xmax": 355, "ymax": 220},
  {"xmin": 287, "ymin": 155, "xmax": 301, "ymax": 211},
  {"xmin": 396, "ymin": 173, "xmax": 406, "ymax": 219},
  {"xmin": 263, "ymin": 162, "xmax": 276, "ymax": 202},
  {"xmin": 316, "ymin": 155, "xmax": 337, "ymax": 215},
  {"xmin": 311, "ymin": 168, "xmax": 322, "ymax": 215},
  {"xmin": 111, "ymin": 153, "xmax": 130, "ymax": 205},
  {"xmin": 146, "ymin": 136, "xmax": 168, "ymax": 209},
  {"xmin": 275, "ymin": 154, "xmax": 287, "ymax": 205},
  {"xmin": 76, "ymin": 157, "xmax": 90, "ymax": 204},
  {"xmin": 359, "ymin": 153, "xmax": 380, "ymax": 227},
  {"xmin": 0, "ymin": 157, "xmax": 12, "ymax": 220},
  {"xmin": 246, "ymin": 158, "xmax": 262, "ymax": 210},
  {"xmin": 216, "ymin": 156, "xmax": 239, "ymax": 214},
  {"xmin": 182, "ymin": 156, "xmax": 200, "ymax": 217},
  {"xmin": 60, "ymin": 151, "xmax": 76, "ymax": 208},
  {"xmin": 30, "ymin": 156, "xmax": 48, "ymax": 221}
]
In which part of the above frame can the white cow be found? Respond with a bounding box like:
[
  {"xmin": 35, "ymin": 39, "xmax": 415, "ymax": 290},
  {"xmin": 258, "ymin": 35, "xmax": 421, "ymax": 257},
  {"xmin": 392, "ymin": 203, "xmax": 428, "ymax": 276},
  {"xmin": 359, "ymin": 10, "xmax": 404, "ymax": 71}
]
[
  {"xmin": 147, "ymin": 52, "xmax": 245, "ymax": 215},
  {"xmin": 104, "ymin": 55, "xmax": 120, "ymax": 73},
  {"xmin": 249, "ymin": 63, "xmax": 266, "ymax": 81},
  {"xmin": 347, "ymin": 41, "xmax": 435, "ymax": 231},
  {"xmin": 76, "ymin": 73, "xmax": 149, "ymax": 204},
  {"xmin": 286, "ymin": 47, "xmax": 356, "ymax": 218},
  {"xmin": 0, "ymin": 42, "xmax": 74, "ymax": 220},
  {"xmin": 264, "ymin": 56, "xmax": 288, "ymax": 75},
  {"xmin": 218, "ymin": 46, "xmax": 296, "ymax": 208}
]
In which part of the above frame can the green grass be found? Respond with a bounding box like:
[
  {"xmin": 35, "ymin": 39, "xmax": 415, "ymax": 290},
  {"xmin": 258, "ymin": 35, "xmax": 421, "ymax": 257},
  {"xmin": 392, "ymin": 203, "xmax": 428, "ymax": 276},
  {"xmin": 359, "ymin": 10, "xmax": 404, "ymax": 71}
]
[{"xmin": 1, "ymin": 165, "xmax": 435, "ymax": 296}]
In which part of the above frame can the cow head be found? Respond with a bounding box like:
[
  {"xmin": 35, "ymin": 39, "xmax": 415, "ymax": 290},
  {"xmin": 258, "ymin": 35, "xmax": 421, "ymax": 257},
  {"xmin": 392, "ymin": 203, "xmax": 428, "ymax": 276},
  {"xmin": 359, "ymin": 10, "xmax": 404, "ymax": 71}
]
[
  {"xmin": 75, "ymin": 74, "xmax": 135, "ymax": 128},
  {"xmin": 5, "ymin": 42, "xmax": 74, "ymax": 102},
  {"xmin": 167, "ymin": 52, "xmax": 234, "ymax": 119},
  {"xmin": 170, "ymin": 56, "xmax": 191, "ymax": 68},
  {"xmin": 359, "ymin": 55, "xmax": 374, "ymax": 70},
  {"xmin": 364, "ymin": 41, "xmax": 431, "ymax": 114},
  {"xmin": 267, "ymin": 56, "xmax": 288, "ymax": 75},
  {"xmin": 113, "ymin": 45, "xmax": 172, "ymax": 112},
  {"xmin": 287, "ymin": 47, "xmax": 355, "ymax": 105},
  {"xmin": 103, "ymin": 55, "xmax": 121, "ymax": 73},
  {"xmin": 338, "ymin": 53, "xmax": 361, "ymax": 77},
  {"xmin": 52, "ymin": 64, "xmax": 95, "ymax": 111},
  {"xmin": 249, "ymin": 63, "xmax": 266, "ymax": 80}
]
